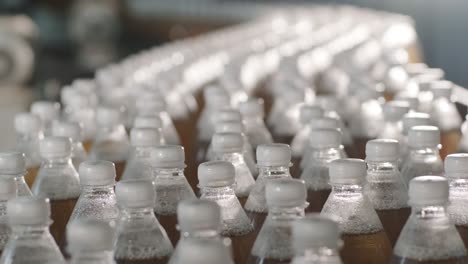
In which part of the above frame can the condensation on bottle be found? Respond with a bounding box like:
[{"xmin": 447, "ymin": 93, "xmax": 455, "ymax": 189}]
[
  {"xmin": 399, "ymin": 112, "xmax": 431, "ymax": 168},
  {"xmin": 0, "ymin": 152, "xmax": 32, "ymax": 196},
  {"xmin": 0, "ymin": 177, "xmax": 17, "ymax": 254}
]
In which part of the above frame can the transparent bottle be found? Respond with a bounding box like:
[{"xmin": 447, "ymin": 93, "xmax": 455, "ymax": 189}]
[
  {"xmin": 401, "ymin": 126, "xmax": 443, "ymax": 186},
  {"xmin": 30, "ymin": 101, "xmax": 61, "ymax": 136},
  {"xmin": 0, "ymin": 197, "xmax": 65, "ymax": 264},
  {"xmin": 459, "ymin": 115, "xmax": 468, "ymax": 152},
  {"xmin": 114, "ymin": 180, "xmax": 173, "ymax": 263},
  {"xmin": 300, "ymin": 129, "xmax": 342, "ymax": 212},
  {"xmin": 0, "ymin": 177, "xmax": 17, "ymax": 254},
  {"xmin": 198, "ymin": 161, "xmax": 254, "ymax": 264},
  {"xmin": 392, "ymin": 176, "xmax": 468, "ymax": 263},
  {"xmin": 150, "ymin": 145, "xmax": 196, "ymax": 245},
  {"xmin": 52, "ymin": 121, "xmax": 88, "ymax": 170},
  {"xmin": 248, "ymin": 178, "xmax": 308, "ymax": 264},
  {"xmin": 399, "ymin": 112, "xmax": 431, "ymax": 168},
  {"xmin": 121, "ymin": 128, "xmax": 163, "ymax": 181},
  {"xmin": 365, "ymin": 139, "xmax": 409, "ymax": 246},
  {"xmin": 321, "ymin": 159, "xmax": 392, "ymax": 264},
  {"xmin": 0, "ymin": 152, "xmax": 32, "ymax": 196},
  {"xmin": 67, "ymin": 219, "xmax": 116, "ymax": 264},
  {"xmin": 290, "ymin": 214, "xmax": 343, "ymax": 264},
  {"xmin": 211, "ymin": 132, "xmax": 256, "ymax": 202},
  {"xmin": 132, "ymin": 115, "xmax": 166, "ymax": 144},
  {"xmin": 169, "ymin": 239, "xmax": 233, "ymax": 264},
  {"xmin": 239, "ymin": 98, "xmax": 273, "ymax": 150},
  {"xmin": 32, "ymin": 136, "xmax": 81, "ymax": 250},
  {"xmin": 378, "ymin": 100, "xmax": 410, "ymax": 141}
]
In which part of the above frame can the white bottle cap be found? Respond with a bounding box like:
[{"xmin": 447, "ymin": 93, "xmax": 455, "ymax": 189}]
[
  {"xmin": 96, "ymin": 106, "xmax": 122, "ymax": 126},
  {"xmin": 266, "ymin": 178, "xmax": 307, "ymax": 208},
  {"xmin": 130, "ymin": 127, "xmax": 162, "ymax": 147},
  {"xmin": 30, "ymin": 101, "xmax": 61, "ymax": 122},
  {"xmin": 176, "ymin": 239, "xmax": 232, "ymax": 264},
  {"xmin": 445, "ymin": 153, "xmax": 468, "ymax": 179},
  {"xmin": 0, "ymin": 152, "xmax": 26, "ymax": 175},
  {"xmin": 366, "ymin": 139, "xmax": 400, "ymax": 162},
  {"xmin": 14, "ymin": 112, "xmax": 42, "ymax": 134},
  {"xmin": 67, "ymin": 219, "xmax": 115, "ymax": 252},
  {"xmin": 215, "ymin": 121, "xmax": 243, "ymax": 134},
  {"xmin": 256, "ymin": 143, "xmax": 291, "ymax": 167},
  {"xmin": 212, "ymin": 132, "xmax": 243, "ymax": 153},
  {"xmin": 7, "ymin": 197, "xmax": 50, "ymax": 225},
  {"xmin": 133, "ymin": 115, "xmax": 163, "ymax": 129},
  {"xmin": 408, "ymin": 126, "xmax": 440, "ymax": 148},
  {"xmin": 383, "ymin": 100, "xmax": 410, "ymax": 122},
  {"xmin": 292, "ymin": 214, "xmax": 341, "ymax": 250},
  {"xmin": 116, "ymin": 180, "xmax": 155, "ymax": 208},
  {"xmin": 198, "ymin": 161, "xmax": 235, "ymax": 187},
  {"xmin": 329, "ymin": 159, "xmax": 366, "ymax": 185},
  {"xmin": 431, "ymin": 80, "xmax": 453, "ymax": 99},
  {"xmin": 240, "ymin": 98, "xmax": 264, "ymax": 117},
  {"xmin": 402, "ymin": 112, "xmax": 431, "ymax": 135},
  {"xmin": 309, "ymin": 117, "xmax": 339, "ymax": 130},
  {"xmin": 213, "ymin": 110, "xmax": 242, "ymax": 124},
  {"xmin": 52, "ymin": 121, "xmax": 82, "ymax": 142},
  {"xmin": 0, "ymin": 177, "xmax": 17, "ymax": 200},
  {"xmin": 177, "ymin": 199, "xmax": 221, "ymax": 232},
  {"xmin": 299, "ymin": 105, "xmax": 324, "ymax": 124},
  {"xmin": 79, "ymin": 160, "xmax": 116, "ymax": 186},
  {"xmin": 408, "ymin": 176, "xmax": 448, "ymax": 206},
  {"xmin": 149, "ymin": 145, "xmax": 185, "ymax": 168},
  {"xmin": 309, "ymin": 128, "xmax": 341, "ymax": 148},
  {"xmin": 39, "ymin": 136, "xmax": 72, "ymax": 159}
]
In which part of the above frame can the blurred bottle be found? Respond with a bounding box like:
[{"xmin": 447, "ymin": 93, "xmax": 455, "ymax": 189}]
[
  {"xmin": 248, "ymin": 178, "xmax": 307, "ymax": 264},
  {"xmin": 459, "ymin": 115, "xmax": 468, "ymax": 152},
  {"xmin": 114, "ymin": 180, "xmax": 173, "ymax": 264},
  {"xmin": 0, "ymin": 152, "xmax": 32, "ymax": 196},
  {"xmin": 413, "ymin": 68, "xmax": 445, "ymax": 114},
  {"xmin": 133, "ymin": 115, "xmax": 166, "ymax": 143},
  {"xmin": 399, "ymin": 112, "xmax": 431, "ymax": 169},
  {"xmin": 290, "ymin": 214, "xmax": 343, "ymax": 264},
  {"xmin": 392, "ymin": 176, "xmax": 467, "ymax": 263},
  {"xmin": 365, "ymin": 139, "xmax": 409, "ymax": 246},
  {"xmin": 51, "ymin": 121, "xmax": 87, "ymax": 169},
  {"xmin": 321, "ymin": 159, "xmax": 391, "ymax": 264},
  {"xmin": 169, "ymin": 239, "xmax": 233, "ymax": 264},
  {"xmin": 239, "ymin": 98, "xmax": 273, "ymax": 150},
  {"xmin": 378, "ymin": 101, "xmax": 410, "ymax": 141},
  {"xmin": 32, "ymin": 136, "xmax": 80, "ymax": 251},
  {"xmin": 198, "ymin": 161, "xmax": 254, "ymax": 264},
  {"xmin": 0, "ymin": 178, "xmax": 17, "ymax": 255},
  {"xmin": 0, "ymin": 197, "xmax": 65, "ymax": 264},
  {"xmin": 30, "ymin": 101, "xmax": 61, "ymax": 136}
]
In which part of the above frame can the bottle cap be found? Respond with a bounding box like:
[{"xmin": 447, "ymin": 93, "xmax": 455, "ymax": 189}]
[
  {"xmin": 309, "ymin": 116, "xmax": 339, "ymax": 130},
  {"xmin": 215, "ymin": 121, "xmax": 244, "ymax": 134},
  {"xmin": 30, "ymin": 101, "xmax": 60, "ymax": 122},
  {"xmin": 176, "ymin": 239, "xmax": 231, "ymax": 264},
  {"xmin": 52, "ymin": 121, "xmax": 82, "ymax": 142},
  {"xmin": 445, "ymin": 153, "xmax": 468, "ymax": 178},
  {"xmin": 402, "ymin": 112, "xmax": 431, "ymax": 135},
  {"xmin": 408, "ymin": 176, "xmax": 448, "ymax": 206},
  {"xmin": 79, "ymin": 160, "xmax": 116, "ymax": 186},
  {"xmin": 0, "ymin": 177, "xmax": 17, "ymax": 200},
  {"xmin": 383, "ymin": 100, "xmax": 410, "ymax": 122},
  {"xmin": 292, "ymin": 214, "xmax": 341, "ymax": 250},
  {"xmin": 0, "ymin": 152, "xmax": 26, "ymax": 175},
  {"xmin": 177, "ymin": 199, "xmax": 221, "ymax": 232},
  {"xmin": 329, "ymin": 159, "xmax": 366, "ymax": 185},
  {"xmin": 366, "ymin": 139, "xmax": 400, "ymax": 162},
  {"xmin": 266, "ymin": 179, "xmax": 307, "ymax": 208},
  {"xmin": 256, "ymin": 143, "xmax": 291, "ymax": 167},
  {"xmin": 299, "ymin": 105, "xmax": 324, "ymax": 124},
  {"xmin": 130, "ymin": 127, "xmax": 162, "ymax": 147},
  {"xmin": 198, "ymin": 161, "xmax": 235, "ymax": 187},
  {"xmin": 39, "ymin": 136, "xmax": 72, "ymax": 159},
  {"xmin": 96, "ymin": 106, "xmax": 122, "ymax": 126},
  {"xmin": 240, "ymin": 98, "xmax": 265, "ymax": 117},
  {"xmin": 309, "ymin": 128, "xmax": 341, "ymax": 148},
  {"xmin": 431, "ymin": 80, "xmax": 453, "ymax": 99},
  {"xmin": 14, "ymin": 112, "xmax": 42, "ymax": 134},
  {"xmin": 116, "ymin": 180, "xmax": 155, "ymax": 208},
  {"xmin": 213, "ymin": 110, "xmax": 242, "ymax": 124},
  {"xmin": 408, "ymin": 126, "xmax": 440, "ymax": 148},
  {"xmin": 149, "ymin": 145, "xmax": 185, "ymax": 169},
  {"xmin": 133, "ymin": 115, "xmax": 163, "ymax": 129},
  {"xmin": 7, "ymin": 197, "xmax": 50, "ymax": 225},
  {"xmin": 212, "ymin": 132, "xmax": 243, "ymax": 153},
  {"xmin": 67, "ymin": 219, "xmax": 115, "ymax": 252}
]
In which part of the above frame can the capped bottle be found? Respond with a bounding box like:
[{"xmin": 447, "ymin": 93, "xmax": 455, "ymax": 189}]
[
  {"xmin": 0, "ymin": 178, "xmax": 17, "ymax": 254},
  {"xmin": 239, "ymin": 98, "xmax": 273, "ymax": 149},
  {"xmin": 30, "ymin": 101, "xmax": 61, "ymax": 136},
  {"xmin": 133, "ymin": 115, "xmax": 166, "ymax": 144},
  {"xmin": 321, "ymin": 159, "xmax": 392, "ymax": 264},
  {"xmin": 378, "ymin": 100, "xmax": 410, "ymax": 141},
  {"xmin": 114, "ymin": 180, "xmax": 173, "ymax": 264},
  {"xmin": 399, "ymin": 112, "xmax": 431, "ymax": 167},
  {"xmin": 393, "ymin": 176, "xmax": 468, "ymax": 263},
  {"xmin": 51, "ymin": 121, "xmax": 87, "ymax": 169},
  {"xmin": 290, "ymin": 104, "xmax": 324, "ymax": 162},
  {"xmin": 169, "ymin": 239, "xmax": 233, "ymax": 264},
  {"xmin": 0, "ymin": 152, "xmax": 32, "ymax": 196}
]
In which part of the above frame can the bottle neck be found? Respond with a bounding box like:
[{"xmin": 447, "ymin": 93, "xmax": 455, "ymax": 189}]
[
  {"xmin": 182, "ymin": 229, "xmax": 220, "ymax": 240},
  {"xmin": 81, "ymin": 185, "xmax": 115, "ymax": 194},
  {"xmin": 11, "ymin": 224, "xmax": 51, "ymax": 238},
  {"xmin": 42, "ymin": 156, "xmax": 74, "ymax": 168},
  {"xmin": 154, "ymin": 168, "xmax": 185, "ymax": 178},
  {"xmin": 200, "ymin": 185, "xmax": 236, "ymax": 198},
  {"xmin": 70, "ymin": 251, "xmax": 114, "ymax": 264},
  {"xmin": 310, "ymin": 147, "xmax": 342, "ymax": 161},
  {"xmin": 268, "ymin": 205, "xmax": 306, "ymax": 220},
  {"xmin": 331, "ymin": 184, "xmax": 364, "ymax": 196},
  {"xmin": 243, "ymin": 115, "xmax": 264, "ymax": 125},
  {"xmin": 299, "ymin": 247, "xmax": 341, "ymax": 260},
  {"xmin": 408, "ymin": 146, "xmax": 441, "ymax": 159},
  {"xmin": 366, "ymin": 160, "xmax": 399, "ymax": 181},
  {"xmin": 411, "ymin": 205, "xmax": 448, "ymax": 219},
  {"xmin": 258, "ymin": 165, "xmax": 291, "ymax": 178},
  {"xmin": 118, "ymin": 207, "xmax": 156, "ymax": 220}
]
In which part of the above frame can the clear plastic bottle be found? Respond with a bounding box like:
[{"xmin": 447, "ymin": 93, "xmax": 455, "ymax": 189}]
[
  {"xmin": 132, "ymin": 115, "xmax": 166, "ymax": 144},
  {"xmin": 198, "ymin": 161, "xmax": 254, "ymax": 264},
  {"xmin": 150, "ymin": 145, "xmax": 196, "ymax": 245},
  {"xmin": 399, "ymin": 112, "xmax": 431, "ymax": 168},
  {"xmin": 169, "ymin": 239, "xmax": 233, "ymax": 264},
  {"xmin": 51, "ymin": 121, "xmax": 87, "ymax": 170},
  {"xmin": 401, "ymin": 126, "xmax": 443, "ymax": 186},
  {"xmin": 32, "ymin": 136, "xmax": 81, "ymax": 250},
  {"xmin": 378, "ymin": 100, "xmax": 410, "ymax": 141},
  {"xmin": 321, "ymin": 159, "xmax": 392, "ymax": 264},
  {"xmin": 300, "ymin": 129, "xmax": 342, "ymax": 212},
  {"xmin": 211, "ymin": 132, "xmax": 256, "ymax": 203},
  {"xmin": 459, "ymin": 115, "xmax": 468, "ymax": 152},
  {"xmin": 392, "ymin": 176, "xmax": 468, "ymax": 263},
  {"xmin": 0, "ymin": 197, "xmax": 65, "ymax": 264},
  {"xmin": 67, "ymin": 219, "xmax": 116, "ymax": 264},
  {"xmin": 239, "ymin": 98, "xmax": 273, "ymax": 150},
  {"xmin": 290, "ymin": 214, "xmax": 343, "ymax": 264},
  {"xmin": 30, "ymin": 101, "xmax": 61, "ymax": 136},
  {"xmin": 114, "ymin": 180, "xmax": 173, "ymax": 263},
  {"xmin": 248, "ymin": 178, "xmax": 307, "ymax": 264},
  {"xmin": 0, "ymin": 152, "xmax": 32, "ymax": 196},
  {"xmin": 121, "ymin": 128, "xmax": 163, "ymax": 181},
  {"xmin": 0, "ymin": 177, "xmax": 17, "ymax": 254},
  {"xmin": 365, "ymin": 139, "xmax": 410, "ymax": 246}
]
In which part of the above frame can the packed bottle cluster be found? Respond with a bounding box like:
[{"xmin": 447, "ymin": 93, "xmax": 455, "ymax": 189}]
[{"xmin": 2, "ymin": 4, "xmax": 468, "ymax": 264}]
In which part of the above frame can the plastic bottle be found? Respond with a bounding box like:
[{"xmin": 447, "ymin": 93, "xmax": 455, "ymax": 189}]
[
  {"xmin": 169, "ymin": 239, "xmax": 233, "ymax": 264},
  {"xmin": 239, "ymin": 98, "xmax": 273, "ymax": 150},
  {"xmin": 300, "ymin": 129, "xmax": 342, "ymax": 212},
  {"xmin": 133, "ymin": 115, "xmax": 166, "ymax": 144},
  {"xmin": 32, "ymin": 136, "xmax": 81, "ymax": 250},
  {"xmin": 401, "ymin": 126, "xmax": 443, "ymax": 186},
  {"xmin": 392, "ymin": 176, "xmax": 468, "ymax": 263},
  {"xmin": 0, "ymin": 178, "xmax": 17, "ymax": 254},
  {"xmin": 30, "ymin": 101, "xmax": 61, "ymax": 136},
  {"xmin": 290, "ymin": 214, "xmax": 343, "ymax": 264},
  {"xmin": 0, "ymin": 152, "xmax": 32, "ymax": 196},
  {"xmin": 14, "ymin": 112, "xmax": 43, "ymax": 187},
  {"xmin": 89, "ymin": 106, "xmax": 130, "ymax": 181},
  {"xmin": 198, "ymin": 161, "xmax": 254, "ymax": 264},
  {"xmin": 67, "ymin": 219, "xmax": 115, "ymax": 264},
  {"xmin": 459, "ymin": 115, "xmax": 468, "ymax": 152},
  {"xmin": 365, "ymin": 139, "xmax": 409, "ymax": 246},
  {"xmin": 114, "ymin": 180, "xmax": 173, "ymax": 263},
  {"xmin": 51, "ymin": 121, "xmax": 87, "ymax": 169},
  {"xmin": 399, "ymin": 112, "xmax": 431, "ymax": 168},
  {"xmin": 150, "ymin": 145, "xmax": 196, "ymax": 245},
  {"xmin": 378, "ymin": 100, "xmax": 410, "ymax": 141},
  {"xmin": 0, "ymin": 197, "xmax": 65, "ymax": 264},
  {"xmin": 211, "ymin": 132, "xmax": 256, "ymax": 204},
  {"xmin": 321, "ymin": 159, "xmax": 392, "ymax": 264},
  {"xmin": 248, "ymin": 178, "xmax": 308, "ymax": 264}
]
